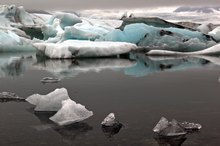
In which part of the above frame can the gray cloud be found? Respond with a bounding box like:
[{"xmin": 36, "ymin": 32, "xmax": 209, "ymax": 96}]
[{"xmin": 1, "ymin": 0, "xmax": 220, "ymax": 10}]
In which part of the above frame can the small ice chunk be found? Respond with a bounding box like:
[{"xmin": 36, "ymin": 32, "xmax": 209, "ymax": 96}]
[
  {"xmin": 40, "ymin": 77, "xmax": 60, "ymax": 83},
  {"xmin": 49, "ymin": 99, "xmax": 93, "ymax": 126},
  {"xmin": 153, "ymin": 117, "xmax": 169, "ymax": 133},
  {"xmin": 180, "ymin": 122, "xmax": 202, "ymax": 131},
  {"xmin": 101, "ymin": 113, "xmax": 117, "ymax": 126},
  {"xmin": 26, "ymin": 88, "xmax": 70, "ymax": 111},
  {"xmin": 0, "ymin": 92, "xmax": 24, "ymax": 102}
]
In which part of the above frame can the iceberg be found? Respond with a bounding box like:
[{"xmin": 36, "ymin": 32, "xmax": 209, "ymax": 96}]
[
  {"xmin": 100, "ymin": 23, "xmax": 216, "ymax": 51},
  {"xmin": 26, "ymin": 88, "xmax": 70, "ymax": 111},
  {"xmin": 34, "ymin": 40, "xmax": 137, "ymax": 58},
  {"xmin": 49, "ymin": 99, "xmax": 93, "ymax": 126},
  {"xmin": 0, "ymin": 30, "xmax": 35, "ymax": 52}
]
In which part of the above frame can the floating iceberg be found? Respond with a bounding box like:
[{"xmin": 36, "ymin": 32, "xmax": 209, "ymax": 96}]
[
  {"xmin": 34, "ymin": 40, "xmax": 137, "ymax": 58},
  {"xmin": 26, "ymin": 88, "xmax": 70, "ymax": 112},
  {"xmin": 0, "ymin": 30, "xmax": 35, "ymax": 52},
  {"xmin": 49, "ymin": 99, "xmax": 93, "ymax": 126},
  {"xmin": 100, "ymin": 23, "xmax": 216, "ymax": 51}
]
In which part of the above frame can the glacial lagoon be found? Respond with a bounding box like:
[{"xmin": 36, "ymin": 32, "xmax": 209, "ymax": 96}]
[{"xmin": 1, "ymin": 52, "xmax": 220, "ymax": 146}]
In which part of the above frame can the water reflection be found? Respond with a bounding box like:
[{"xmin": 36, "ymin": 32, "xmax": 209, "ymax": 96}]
[
  {"xmin": 1, "ymin": 52, "xmax": 220, "ymax": 79},
  {"xmin": 0, "ymin": 52, "xmax": 35, "ymax": 78},
  {"xmin": 101, "ymin": 123, "xmax": 123, "ymax": 138},
  {"xmin": 125, "ymin": 53, "xmax": 210, "ymax": 77},
  {"xmin": 154, "ymin": 136, "xmax": 187, "ymax": 146},
  {"xmin": 33, "ymin": 112, "xmax": 93, "ymax": 144},
  {"xmin": 34, "ymin": 58, "xmax": 136, "ymax": 79}
]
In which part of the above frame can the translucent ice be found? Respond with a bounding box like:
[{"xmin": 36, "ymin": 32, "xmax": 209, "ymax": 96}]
[
  {"xmin": 48, "ymin": 12, "xmax": 82, "ymax": 29},
  {"xmin": 26, "ymin": 88, "xmax": 70, "ymax": 111},
  {"xmin": 49, "ymin": 99, "xmax": 93, "ymax": 126},
  {"xmin": 153, "ymin": 117, "xmax": 169, "ymax": 133},
  {"xmin": 153, "ymin": 117, "xmax": 186, "ymax": 137},
  {"xmin": 100, "ymin": 23, "xmax": 216, "ymax": 51}
]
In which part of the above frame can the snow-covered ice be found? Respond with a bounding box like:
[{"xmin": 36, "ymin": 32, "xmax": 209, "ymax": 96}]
[
  {"xmin": 49, "ymin": 99, "xmax": 93, "ymax": 126},
  {"xmin": 26, "ymin": 88, "xmax": 70, "ymax": 111},
  {"xmin": 34, "ymin": 40, "xmax": 137, "ymax": 58}
]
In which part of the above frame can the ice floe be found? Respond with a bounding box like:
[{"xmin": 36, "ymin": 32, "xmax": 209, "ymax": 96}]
[{"xmin": 147, "ymin": 43, "xmax": 220, "ymax": 56}]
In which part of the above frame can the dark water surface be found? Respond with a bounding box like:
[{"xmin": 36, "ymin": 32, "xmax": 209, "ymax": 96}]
[{"xmin": 1, "ymin": 52, "xmax": 220, "ymax": 146}]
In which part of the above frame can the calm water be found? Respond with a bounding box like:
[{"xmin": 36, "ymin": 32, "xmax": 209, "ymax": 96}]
[{"xmin": 1, "ymin": 52, "xmax": 220, "ymax": 146}]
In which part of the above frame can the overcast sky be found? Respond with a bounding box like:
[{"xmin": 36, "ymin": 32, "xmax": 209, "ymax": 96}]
[{"xmin": 1, "ymin": 0, "xmax": 220, "ymax": 10}]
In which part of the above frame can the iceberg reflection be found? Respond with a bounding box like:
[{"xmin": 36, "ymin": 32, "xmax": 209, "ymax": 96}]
[
  {"xmin": 34, "ymin": 58, "xmax": 136, "ymax": 79},
  {"xmin": 1, "ymin": 52, "xmax": 220, "ymax": 79},
  {"xmin": 33, "ymin": 112, "xmax": 93, "ymax": 144},
  {"xmin": 125, "ymin": 53, "xmax": 210, "ymax": 77},
  {"xmin": 0, "ymin": 52, "xmax": 35, "ymax": 78}
]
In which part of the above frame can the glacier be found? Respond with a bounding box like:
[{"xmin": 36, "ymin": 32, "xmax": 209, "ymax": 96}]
[{"xmin": 49, "ymin": 99, "xmax": 93, "ymax": 126}]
